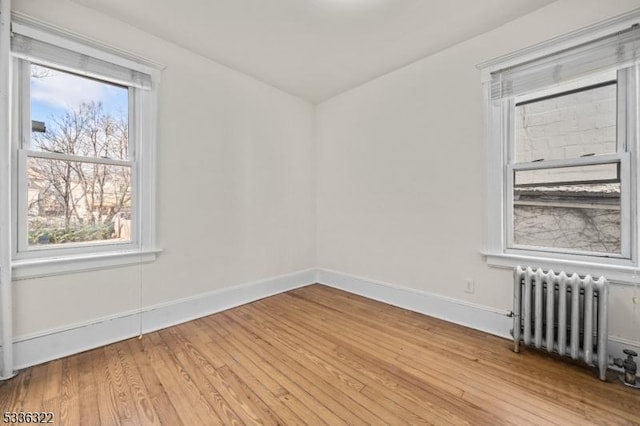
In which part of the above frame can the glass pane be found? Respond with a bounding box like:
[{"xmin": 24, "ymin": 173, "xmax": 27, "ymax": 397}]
[
  {"xmin": 515, "ymin": 163, "xmax": 618, "ymax": 186},
  {"xmin": 30, "ymin": 64, "xmax": 129, "ymax": 160},
  {"xmin": 27, "ymin": 157, "xmax": 132, "ymax": 247},
  {"xmin": 513, "ymin": 167, "xmax": 620, "ymax": 254},
  {"xmin": 514, "ymin": 73, "xmax": 617, "ymax": 163}
]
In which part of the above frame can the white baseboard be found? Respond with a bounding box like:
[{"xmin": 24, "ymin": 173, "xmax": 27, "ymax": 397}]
[
  {"xmin": 317, "ymin": 268, "xmax": 640, "ymax": 361},
  {"xmin": 317, "ymin": 268, "xmax": 513, "ymax": 338},
  {"xmin": 608, "ymin": 336, "xmax": 640, "ymax": 362},
  {"xmin": 8, "ymin": 266, "xmax": 639, "ymax": 371},
  {"xmin": 11, "ymin": 268, "xmax": 318, "ymax": 370}
]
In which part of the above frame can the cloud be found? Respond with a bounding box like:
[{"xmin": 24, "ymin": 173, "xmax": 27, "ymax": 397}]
[{"xmin": 30, "ymin": 65, "xmax": 127, "ymax": 112}]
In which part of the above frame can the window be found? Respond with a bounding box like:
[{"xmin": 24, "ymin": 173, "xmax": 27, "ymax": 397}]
[
  {"xmin": 24, "ymin": 64, "xmax": 132, "ymax": 249},
  {"xmin": 8, "ymin": 17, "xmax": 161, "ymax": 278},
  {"xmin": 509, "ymin": 70, "xmax": 628, "ymax": 258},
  {"xmin": 480, "ymin": 13, "xmax": 640, "ymax": 281}
]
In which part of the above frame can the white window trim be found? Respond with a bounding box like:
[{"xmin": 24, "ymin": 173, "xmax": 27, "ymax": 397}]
[
  {"xmin": 477, "ymin": 9, "xmax": 640, "ymax": 285},
  {"xmin": 5, "ymin": 14, "xmax": 164, "ymax": 280}
]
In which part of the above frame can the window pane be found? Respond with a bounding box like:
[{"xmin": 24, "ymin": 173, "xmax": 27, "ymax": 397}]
[
  {"xmin": 514, "ymin": 74, "xmax": 617, "ymax": 163},
  {"xmin": 515, "ymin": 163, "xmax": 618, "ymax": 186},
  {"xmin": 30, "ymin": 64, "xmax": 129, "ymax": 160},
  {"xmin": 513, "ymin": 166, "xmax": 620, "ymax": 254},
  {"xmin": 27, "ymin": 157, "xmax": 132, "ymax": 247}
]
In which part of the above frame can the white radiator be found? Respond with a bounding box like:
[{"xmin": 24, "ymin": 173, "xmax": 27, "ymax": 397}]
[{"xmin": 513, "ymin": 266, "xmax": 609, "ymax": 380}]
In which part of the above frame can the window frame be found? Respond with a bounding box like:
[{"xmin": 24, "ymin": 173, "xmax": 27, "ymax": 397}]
[
  {"xmin": 7, "ymin": 15, "xmax": 162, "ymax": 279},
  {"xmin": 478, "ymin": 10, "xmax": 640, "ymax": 284},
  {"xmin": 505, "ymin": 69, "xmax": 632, "ymax": 259}
]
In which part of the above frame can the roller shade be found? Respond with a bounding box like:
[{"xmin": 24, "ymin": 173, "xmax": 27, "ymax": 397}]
[
  {"xmin": 11, "ymin": 30, "xmax": 152, "ymax": 89},
  {"xmin": 491, "ymin": 24, "xmax": 640, "ymax": 100}
]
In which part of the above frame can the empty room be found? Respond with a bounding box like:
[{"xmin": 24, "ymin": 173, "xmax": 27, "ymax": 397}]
[{"xmin": 1, "ymin": 0, "xmax": 640, "ymax": 424}]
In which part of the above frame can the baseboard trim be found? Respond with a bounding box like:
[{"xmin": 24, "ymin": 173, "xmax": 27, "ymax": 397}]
[
  {"xmin": 317, "ymin": 268, "xmax": 513, "ymax": 339},
  {"xmin": 8, "ymin": 267, "xmax": 639, "ymax": 370},
  {"xmin": 608, "ymin": 336, "xmax": 640, "ymax": 361},
  {"xmin": 316, "ymin": 268, "xmax": 640, "ymax": 360},
  {"xmin": 11, "ymin": 268, "xmax": 318, "ymax": 370}
]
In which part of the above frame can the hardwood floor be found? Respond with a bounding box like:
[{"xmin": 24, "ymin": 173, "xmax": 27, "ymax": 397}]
[{"xmin": 1, "ymin": 284, "xmax": 639, "ymax": 425}]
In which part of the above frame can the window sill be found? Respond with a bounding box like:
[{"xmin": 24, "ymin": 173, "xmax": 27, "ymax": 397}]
[
  {"xmin": 12, "ymin": 248, "xmax": 162, "ymax": 280},
  {"xmin": 483, "ymin": 251, "xmax": 640, "ymax": 285}
]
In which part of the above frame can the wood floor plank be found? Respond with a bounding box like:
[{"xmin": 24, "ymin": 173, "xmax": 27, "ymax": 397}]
[
  {"xmin": 1, "ymin": 284, "xmax": 639, "ymax": 425},
  {"xmin": 202, "ymin": 320, "xmax": 328, "ymax": 425},
  {"xmin": 216, "ymin": 364, "xmax": 287, "ymax": 425},
  {"xmin": 232, "ymin": 307, "xmax": 366, "ymax": 391},
  {"xmin": 243, "ymin": 300, "xmax": 456, "ymax": 425},
  {"xmin": 150, "ymin": 338, "xmax": 226, "ymax": 425},
  {"xmin": 277, "ymin": 291, "xmax": 580, "ymax": 425},
  {"xmin": 58, "ymin": 356, "xmax": 80, "ymax": 426},
  {"xmin": 223, "ymin": 308, "xmax": 403, "ymax": 425},
  {"xmin": 4, "ymin": 368, "xmax": 32, "ymax": 413},
  {"xmin": 75, "ymin": 350, "xmax": 101, "ymax": 426},
  {"xmin": 158, "ymin": 327, "xmax": 250, "ymax": 425},
  {"xmin": 41, "ymin": 396, "xmax": 60, "ymax": 424},
  {"xmin": 206, "ymin": 313, "xmax": 354, "ymax": 425},
  {"xmin": 295, "ymin": 286, "xmax": 640, "ymax": 423},
  {"xmin": 19, "ymin": 363, "xmax": 46, "ymax": 413},
  {"xmin": 102, "ymin": 344, "xmax": 144, "ymax": 425},
  {"xmin": 233, "ymin": 302, "xmax": 435, "ymax": 425},
  {"xmin": 91, "ymin": 348, "xmax": 125, "ymax": 425},
  {"xmin": 111, "ymin": 340, "xmax": 161, "ymax": 425},
  {"xmin": 0, "ymin": 378, "xmax": 14, "ymax": 410},
  {"xmin": 246, "ymin": 299, "xmax": 437, "ymax": 425},
  {"xmin": 41, "ymin": 359, "xmax": 62, "ymax": 405},
  {"xmin": 260, "ymin": 293, "xmax": 508, "ymax": 425},
  {"xmin": 171, "ymin": 323, "xmax": 303, "ymax": 424},
  {"xmin": 126, "ymin": 338, "xmax": 183, "ymax": 425}
]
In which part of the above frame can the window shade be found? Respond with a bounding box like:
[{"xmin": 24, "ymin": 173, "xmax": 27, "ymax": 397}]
[
  {"xmin": 11, "ymin": 33, "xmax": 152, "ymax": 89},
  {"xmin": 491, "ymin": 25, "xmax": 640, "ymax": 100}
]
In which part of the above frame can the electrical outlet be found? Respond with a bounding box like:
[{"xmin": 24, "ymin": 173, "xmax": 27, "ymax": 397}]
[
  {"xmin": 633, "ymin": 296, "xmax": 640, "ymax": 305},
  {"xmin": 465, "ymin": 279, "xmax": 475, "ymax": 294}
]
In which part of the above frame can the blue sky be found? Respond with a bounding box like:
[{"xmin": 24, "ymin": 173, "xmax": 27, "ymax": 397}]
[{"xmin": 30, "ymin": 64, "xmax": 128, "ymax": 128}]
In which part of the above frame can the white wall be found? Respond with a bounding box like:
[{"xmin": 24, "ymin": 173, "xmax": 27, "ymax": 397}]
[
  {"xmin": 11, "ymin": 0, "xmax": 316, "ymax": 339},
  {"xmin": 317, "ymin": 0, "xmax": 640, "ymax": 347}
]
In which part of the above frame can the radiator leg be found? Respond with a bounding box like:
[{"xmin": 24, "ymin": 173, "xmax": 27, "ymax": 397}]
[
  {"xmin": 598, "ymin": 278, "xmax": 609, "ymax": 381},
  {"xmin": 513, "ymin": 267, "xmax": 522, "ymax": 353},
  {"xmin": 514, "ymin": 314, "xmax": 521, "ymax": 353},
  {"xmin": 599, "ymin": 362, "xmax": 607, "ymax": 381}
]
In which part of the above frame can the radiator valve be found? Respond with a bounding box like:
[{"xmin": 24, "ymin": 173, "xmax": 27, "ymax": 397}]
[{"xmin": 614, "ymin": 349, "xmax": 638, "ymax": 388}]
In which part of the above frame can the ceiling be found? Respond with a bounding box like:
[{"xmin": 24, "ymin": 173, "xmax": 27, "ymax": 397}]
[{"xmin": 70, "ymin": 0, "xmax": 557, "ymax": 103}]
